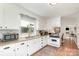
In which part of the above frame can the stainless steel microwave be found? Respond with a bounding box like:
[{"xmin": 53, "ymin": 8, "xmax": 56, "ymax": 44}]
[{"xmin": 0, "ymin": 33, "xmax": 19, "ymax": 41}]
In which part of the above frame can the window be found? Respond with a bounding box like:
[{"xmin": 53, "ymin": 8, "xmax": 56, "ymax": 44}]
[
  {"xmin": 20, "ymin": 14, "xmax": 37, "ymax": 37},
  {"xmin": 21, "ymin": 20, "xmax": 35, "ymax": 33}
]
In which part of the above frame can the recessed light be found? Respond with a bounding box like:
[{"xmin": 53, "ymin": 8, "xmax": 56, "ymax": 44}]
[
  {"xmin": 48, "ymin": 2, "xmax": 56, "ymax": 6},
  {"xmin": 48, "ymin": 3, "xmax": 56, "ymax": 7},
  {"xmin": 49, "ymin": 3, "xmax": 56, "ymax": 5}
]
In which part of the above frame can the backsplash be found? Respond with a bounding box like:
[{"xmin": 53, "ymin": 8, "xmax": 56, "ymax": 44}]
[{"xmin": 0, "ymin": 29, "xmax": 19, "ymax": 34}]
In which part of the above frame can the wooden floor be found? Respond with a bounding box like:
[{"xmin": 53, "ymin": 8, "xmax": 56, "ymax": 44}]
[{"xmin": 32, "ymin": 39, "xmax": 79, "ymax": 56}]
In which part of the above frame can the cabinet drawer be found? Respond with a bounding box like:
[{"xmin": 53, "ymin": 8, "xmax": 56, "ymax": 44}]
[{"xmin": 0, "ymin": 44, "xmax": 16, "ymax": 56}]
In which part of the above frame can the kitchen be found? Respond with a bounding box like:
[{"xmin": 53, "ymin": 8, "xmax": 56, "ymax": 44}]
[{"xmin": 0, "ymin": 3, "xmax": 79, "ymax": 56}]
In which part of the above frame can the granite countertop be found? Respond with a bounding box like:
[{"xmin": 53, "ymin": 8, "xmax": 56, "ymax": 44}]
[{"xmin": 0, "ymin": 35, "xmax": 48, "ymax": 46}]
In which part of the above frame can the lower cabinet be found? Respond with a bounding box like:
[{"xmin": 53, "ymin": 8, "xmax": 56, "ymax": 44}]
[
  {"xmin": 27, "ymin": 38, "xmax": 42, "ymax": 56},
  {"xmin": 15, "ymin": 41, "xmax": 28, "ymax": 56},
  {"xmin": 0, "ymin": 44, "xmax": 16, "ymax": 56},
  {"xmin": 42, "ymin": 36, "xmax": 48, "ymax": 47},
  {"xmin": 0, "ymin": 36, "xmax": 49, "ymax": 56},
  {"xmin": 0, "ymin": 41, "xmax": 28, "ymax": 56}
]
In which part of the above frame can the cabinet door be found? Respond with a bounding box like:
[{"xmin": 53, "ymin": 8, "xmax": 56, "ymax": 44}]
[
  {"xmin": 3, "ymin": 4, "xmax": 20, "ymax": 29},
  {"xmin": 0, "ymin": 4, "xmax": 4, "ymax": 28},
  {"xmin": 27, "ymin": 39, "xmax": 42, "ymax": 56},
  {"xmin": 0, "ymin": 44, "xmax": 16, "ymax": 56},
  {"xmin": 41, "ymin": 36, "xmax": 47, "ymax": 47},
  {"xmin": 15, "ymin": 41, "xmax": 28, "ymax": 56},
  {"xmin": 27, "ymin": 39, "xmax": 37, "ymax": 56}
]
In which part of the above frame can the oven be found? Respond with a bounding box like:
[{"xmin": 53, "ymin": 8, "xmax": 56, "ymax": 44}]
[{"xmin": 48, "ymin": 36, "xmax": 60, "ymax": 47}]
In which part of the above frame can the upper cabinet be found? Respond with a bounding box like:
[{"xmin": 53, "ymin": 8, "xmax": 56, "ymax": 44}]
[
  {"xmin": 0, "ymin": 4, "xmax": 20, "ymax": 30},
  {"xmin": 0, "ymin": 3, "xmax": 39, "ymax": 30},
  {"xmin": 0, "ymin": 4, "xmax": 4, "ymax": 28}
]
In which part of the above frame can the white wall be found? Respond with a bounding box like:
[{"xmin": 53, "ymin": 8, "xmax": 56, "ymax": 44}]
[
  {"xmin": 37, "ymin": 16, "xmax": 61, "ymax": 32},
  {"xmin": 10, "ymin": 4, "xmax": 41, "ymax": 37},
  {"xmin": 76, "ymin": 18, "xmax": 79, "ymax": 48},
  {"xmin": 61, "ymin": 17, "xmax": 77, "ymax": 34},
  {"xmin": 61, "ymin": 17, "xmax": 78, "ymax": 48},
  {"xmin": 38, "ymin": 18, "xmax": 48, "ymax": 30},
  {"xmin": 46, "ymin": 16, "xmax": 61, "ymax": 32}
]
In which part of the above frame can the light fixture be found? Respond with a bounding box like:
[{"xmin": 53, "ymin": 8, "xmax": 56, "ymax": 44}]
[{"xmin": 48, "ymin": 3, "xmax": 56, "ymax": 6}]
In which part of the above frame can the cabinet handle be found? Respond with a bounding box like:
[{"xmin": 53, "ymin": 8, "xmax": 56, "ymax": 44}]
[
  {"xmin": 4, "ymin": 47, "xmax": 10, "ymax": 50},
  {"xmin": 27, "ymin": 45, "xmax": 29, "ymax": 47},
  {"xmin": 41, "ymin": 46, "xmax": 43, "ymax": 47},
  {"xmin": 27, "ymin": 53, "xmax": 29, "ymax": 56},
  {"xmin": 0, "ymin": 26, "xmax": 2, "ymax": 29},
  {"xmin": 5, "ymin": 26, "xmax": 7, "ymax": 29},
  {"xmin": 41, "ymin": 42, "xmax": 43, "ymax": 44},
  {"xmin": 41, "ymin": 38, "xmax": 43, "ymax": 39},
  {"xmin": 13, "ymin": 49, "xmax": 16, "ymax": 52},
  {"xmin": 17, "ymin": 48, "xmax": 19, "ymax": 50},
  {"xmin": 41, "ymin": 40, "xmax": 43, "ymax": 41},
  {"xmin": 21, "ymin": 43, "xmax": 24, "ymax": 45}
]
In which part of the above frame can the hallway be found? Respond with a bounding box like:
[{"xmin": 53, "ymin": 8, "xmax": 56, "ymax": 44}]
[{"xmin": 33, "ymin": 39, "xmax": 79, "ymax": 56}]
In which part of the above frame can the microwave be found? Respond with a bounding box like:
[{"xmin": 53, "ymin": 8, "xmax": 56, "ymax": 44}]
[{"xmin": 0, "ymin": 33, "xmax": 19, "ymax": 41}]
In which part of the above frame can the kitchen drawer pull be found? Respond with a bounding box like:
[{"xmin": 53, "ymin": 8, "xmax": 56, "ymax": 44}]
[
  {"xmin": 41, "ymin": 40, "xmax": 43, "ymax": 41},
  {"xmin": 27, "ymin": 45, "xmax": 29, "ymax": 47},
  {"xmin": 17, "ymin": 48, "xmax": 19, "ymax": 50},
  {"xmin": 21, "ymin": 43, "xmax": 24, "ymax": 45},
  {"xmin": 41, "ymin": 42, "xmax": 43, "ymax": 44},
  {"xmin": 27, "ymin": 53, "xmax": 29, "ymax": 56},
  {"xmin": 4, "ymin": 47, "xmax": 10, "ymax": 50},
  {"xmin": 41, "ymin": 38, "xmax": 43, "ymax": 39},
  {"xmin": 0, "ymin": 26, "xmax": 2, "ymax": 28}
]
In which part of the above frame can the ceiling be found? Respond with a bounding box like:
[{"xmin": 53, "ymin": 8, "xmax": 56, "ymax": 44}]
[{"xmin": 18, "ymin": 3, "xmax": 79, "ymax": 19}]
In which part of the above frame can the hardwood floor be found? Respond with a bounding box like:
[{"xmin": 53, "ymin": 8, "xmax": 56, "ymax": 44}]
[{"xmin": 32, "ymin": 39, "xmax": 79, "ymax": 56}]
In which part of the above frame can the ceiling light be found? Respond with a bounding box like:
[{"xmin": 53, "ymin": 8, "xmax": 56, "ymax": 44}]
[{"xmin": 48, "ymin": 3, "xmax": 56, "ymax": 6}]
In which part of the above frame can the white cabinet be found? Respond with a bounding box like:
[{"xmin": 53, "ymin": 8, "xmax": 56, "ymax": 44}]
[
  {"xmin": 0, "ymin": 44, "xmax": 16, "ymax": 56},
  {"xmin": 0, "ymin": 4, "xmax": 20, "ymax": 30},
  {"xmin": 27, "ymin": 40, "xmax": 36, "ymax": 56},
  {"xmin": 42, "ymin": 36, "xmax": 48, "ymax": 47},
  {"xmin": 0, "ymin": 4, "xmax": 4, "ymax": 29},
  {"xmin": 0, "ymin": 41, "xmax": 28, "ymax": 56},
  {"xmin": 40, "ymin": 36, "xmax": 48, "ymax": 47},
  {"xmin": 0, "ymin": 36, "xmax": 49, "ymax": 56},
  {"xmin": 27, "ymin": 39, "xmax": 38, "ymax": 56},
  {"xmin": 27, "ymin": 36, "xmax": 48, "ymax": 56},
  {"xmin": 15, "ymin": 41, "xmax": 28, "ymax": 56},
  {"xmin": 27, "ymin": 38, "xmax": 42, "ymax": 56},
  {"xmin": 3, "ymin": 4, "xmax": 20, "ymax": 29}
]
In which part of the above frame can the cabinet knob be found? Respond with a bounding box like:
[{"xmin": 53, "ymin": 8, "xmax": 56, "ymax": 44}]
[
  {"xmin": 27, "ymin": 45, "xmax": 29, "ymax": 47},
  {"xmin": 41, "ymin": 40, "xmax": 43, "ymax": 41},
  {"xmin": 13, "ymin": 49, "xmax": 16, "ymax": 51},
  {"xmin": 41, "ymin": 42, "xmax": 43, "ymax": 44},
  {"xmin": 27, "ymin": 53, "xmax": 29, "ymax": 56},
  {"xmin": 41, "ymin": 46, "xmax": 43, "ymax": 47},
  {"xmin": 17, "ymin": 48, "xmax": 19, "ymax": 50},
  {"xmin": 21, "ymin": 43, "xmax": 24, "ymax": 45},
  {"xmin": 0, "ymin": 26, "xmax": 2, "ymax": 29},
  {"xmin": 5, "ymin": 26, "xmax": 7, "ymax": 29}
]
